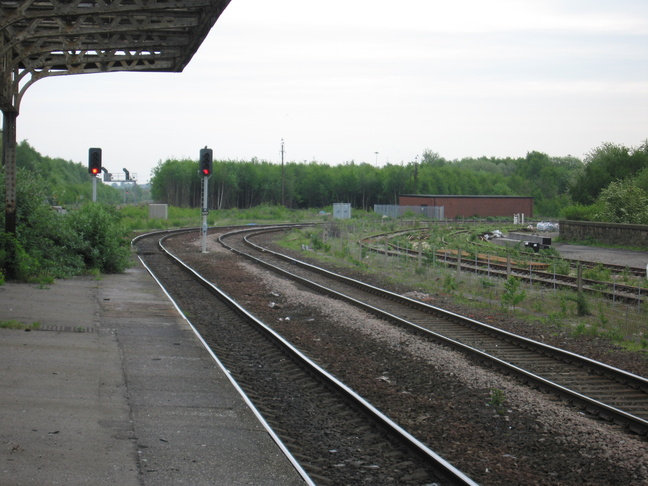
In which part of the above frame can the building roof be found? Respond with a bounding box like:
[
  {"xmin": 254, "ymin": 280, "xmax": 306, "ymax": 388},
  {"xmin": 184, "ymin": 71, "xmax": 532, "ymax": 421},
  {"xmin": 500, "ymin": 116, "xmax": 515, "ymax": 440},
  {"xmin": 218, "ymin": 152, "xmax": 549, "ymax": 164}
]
[
  {"xmin": 0, "ymin": 0, "xmax": 231, "ymax": 112},
  {"xmin": 400, "ymin": 194, "xmax": 533, "ymax": 199}
]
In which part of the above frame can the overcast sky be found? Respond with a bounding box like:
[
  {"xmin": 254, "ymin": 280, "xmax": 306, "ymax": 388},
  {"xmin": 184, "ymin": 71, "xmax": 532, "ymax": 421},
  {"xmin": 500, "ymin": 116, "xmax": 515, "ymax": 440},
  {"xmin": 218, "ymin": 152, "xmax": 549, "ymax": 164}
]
[{"xmin": 17, "ymin": 0, "xmax": 648, "ymax": 183}]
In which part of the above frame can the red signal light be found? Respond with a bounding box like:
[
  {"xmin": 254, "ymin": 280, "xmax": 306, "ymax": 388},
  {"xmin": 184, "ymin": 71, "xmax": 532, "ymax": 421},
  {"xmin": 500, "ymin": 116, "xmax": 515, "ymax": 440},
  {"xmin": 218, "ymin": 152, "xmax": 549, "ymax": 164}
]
[
  {"xmin": 199, "ymin": 148, "xmax": 213, "ymax": 177},
  {"xmin": 88, "ymin": 148, "xmax": 102, "ymax": 176}
]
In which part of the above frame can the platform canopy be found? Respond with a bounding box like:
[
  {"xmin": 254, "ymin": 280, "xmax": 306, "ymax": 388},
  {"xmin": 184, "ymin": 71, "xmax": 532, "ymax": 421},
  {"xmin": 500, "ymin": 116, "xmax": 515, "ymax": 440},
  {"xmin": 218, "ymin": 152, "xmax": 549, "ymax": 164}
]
[
  {"xmin": 1, "ymin": 0, "xmax": 232, "ymax": 278},
  {"xmin": 1, "ymin": 0, "xmax": 232, "ymax": 112}
]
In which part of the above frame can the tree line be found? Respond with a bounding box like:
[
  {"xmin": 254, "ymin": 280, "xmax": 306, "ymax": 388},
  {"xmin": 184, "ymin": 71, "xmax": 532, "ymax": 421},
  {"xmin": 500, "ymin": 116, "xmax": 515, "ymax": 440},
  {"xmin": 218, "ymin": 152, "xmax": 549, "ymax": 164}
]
[
  {"xmin": 151, "ymin": 141, "xmax": 648, "ymax": 220},
  {"xmin": 6, "ymin": 138, "xmax": 648, "ymax": 222},
  {"xmin": 3, "ymin": 139, "xmax": 645, "ymax": 282},
  {"xmin": 151, "ymin": 151, "xmax": 577, "ymax": 215}
]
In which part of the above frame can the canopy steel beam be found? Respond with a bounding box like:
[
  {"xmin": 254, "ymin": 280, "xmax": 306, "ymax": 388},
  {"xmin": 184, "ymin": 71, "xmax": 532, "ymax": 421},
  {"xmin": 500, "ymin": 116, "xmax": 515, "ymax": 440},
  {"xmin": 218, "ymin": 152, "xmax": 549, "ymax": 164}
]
[
  {"xmin": 1, "ymin": 0, "xmax": 231, "ymax": 111},
  {"xmin": 1, "ymin": 0, "xmax": 231, "ymax": 278}
]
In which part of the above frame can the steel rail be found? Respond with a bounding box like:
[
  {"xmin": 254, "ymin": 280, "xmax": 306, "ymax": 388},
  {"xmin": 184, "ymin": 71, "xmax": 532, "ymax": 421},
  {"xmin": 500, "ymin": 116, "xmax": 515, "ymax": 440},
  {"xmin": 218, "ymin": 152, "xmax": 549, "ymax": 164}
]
[
  {"xmin": 132, "ymin": 231, "xmax": 315, "ymax": 486},
  {"xmin": 360, "ymin": 233, "xmax": 647, "ymax": 304},
  {"xmin": 217, "ymin": 226, "xmax": 648, "ymax": 436},
  {"xmin": 365, "ymin": 227, "xmax": 646, "ymax": 278},
  {"xmin": 135, "ymin": 227, "xmax": 479, "ymax": 486}
]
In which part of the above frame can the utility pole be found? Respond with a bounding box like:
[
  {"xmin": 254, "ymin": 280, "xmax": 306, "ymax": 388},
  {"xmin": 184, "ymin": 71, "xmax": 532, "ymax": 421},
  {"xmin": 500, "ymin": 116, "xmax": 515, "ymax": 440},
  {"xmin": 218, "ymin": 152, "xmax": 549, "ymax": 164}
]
[{"xmin": 281, "ymin": 139, "xmax": 285, "ymax": 207}]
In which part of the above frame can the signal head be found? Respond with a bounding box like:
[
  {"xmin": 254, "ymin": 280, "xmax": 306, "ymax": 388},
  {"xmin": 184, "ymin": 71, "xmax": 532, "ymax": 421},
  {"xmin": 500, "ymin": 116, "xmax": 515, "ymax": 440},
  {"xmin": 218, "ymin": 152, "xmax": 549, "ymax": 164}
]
[
  {"xmin": 88, "ymin": 148, "xmax": 102, "ymax": 176},
  {"xmin": 199, "ymin": 148, "xmax": 213, "ymax": 177}
]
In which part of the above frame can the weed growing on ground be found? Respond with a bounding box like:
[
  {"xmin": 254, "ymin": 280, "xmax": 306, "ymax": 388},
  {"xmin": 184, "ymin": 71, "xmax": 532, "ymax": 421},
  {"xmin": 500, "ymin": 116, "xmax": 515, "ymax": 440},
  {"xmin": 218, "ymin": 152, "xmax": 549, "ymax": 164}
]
[
  {"xmin": 501, "ymin": 277, "xmax": 526, "ymax": 310},
  {"xmin": 583, "ymin": 263, "xmax": 612, "ymax": 282},
  {"xmin": 488, "ymin": 388, "xmax": 506, "ymax": 407},
  {"xmin": 276, "ymin": 219, "xmax": 648, "ymax": 355},
  {"xmin": 443, "ymin": 274, "xmax": 459, "ymax": 292},
  {"xmin": 566, "ymin": 292, "xmax": 591, "ymax": 316},
  {"xmin": 0, "ymin": 320, "xmax": 40, "ymax": 330}
]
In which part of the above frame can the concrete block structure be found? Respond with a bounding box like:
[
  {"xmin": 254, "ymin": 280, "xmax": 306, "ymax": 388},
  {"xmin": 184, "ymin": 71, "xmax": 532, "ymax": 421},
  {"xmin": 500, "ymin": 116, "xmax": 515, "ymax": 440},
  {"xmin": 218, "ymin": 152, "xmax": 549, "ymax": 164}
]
[
  {"xmin": 148, "ymin": 204, "xmax": 168, "ymax": 220},
  {"xmin": 333, "ymin": 203, "xmax": 351, "ymax": 219}
]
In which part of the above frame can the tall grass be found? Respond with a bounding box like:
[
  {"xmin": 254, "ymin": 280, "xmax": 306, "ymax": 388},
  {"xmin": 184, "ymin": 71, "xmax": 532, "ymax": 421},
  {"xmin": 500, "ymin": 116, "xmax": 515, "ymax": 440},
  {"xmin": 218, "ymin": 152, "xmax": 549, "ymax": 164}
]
[
  {"xmin": 119, "ymin": 204, "xmax": 323, "ymax": 232},
  {"xmin": 276, "ymin": 220, "xmax": 648, "ymax": 354}
]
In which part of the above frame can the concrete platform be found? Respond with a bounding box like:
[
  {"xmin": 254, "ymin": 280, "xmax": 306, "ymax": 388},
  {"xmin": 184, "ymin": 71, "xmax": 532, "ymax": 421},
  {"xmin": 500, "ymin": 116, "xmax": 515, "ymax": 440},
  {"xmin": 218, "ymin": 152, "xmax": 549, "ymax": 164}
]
[{"xmin": 0, "ymin": 261, "xmax": 307, "ymax": 485}]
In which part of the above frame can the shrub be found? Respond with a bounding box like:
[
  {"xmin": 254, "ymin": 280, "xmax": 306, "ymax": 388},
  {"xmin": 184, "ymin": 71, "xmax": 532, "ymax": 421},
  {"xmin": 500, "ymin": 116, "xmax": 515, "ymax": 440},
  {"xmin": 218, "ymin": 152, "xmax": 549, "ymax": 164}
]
[
  {"xmin": 501, "ymin": 276, "xmax": 526, "ymax": 310},
  {"xmin": 594, "ymin": 179, "xmax": 648, "ymax": 225},
  {"xmin": 65, "ymin": 203, "xmax": 131, "ymax": 274},
  {"xmin": 566, "ymin": 292, "xmax": 591, "ymax": 316},
  {"xmin": 583, "ymin": 263, "xmax": 611, "ymax": 282},
  {"xmin": 1, "ymin": 201, "xmax": 131, "ymax": 280},
  {"xmin": 560, "ymin": 203, "xmax": 601, "ymax": 221},
  {"xmin": 443, "ymin": 274, "xmax": 458, "ymax": 292},
  {"xmin": 488, "ymin": 388, "xmax": 506, "ymax": 407}
]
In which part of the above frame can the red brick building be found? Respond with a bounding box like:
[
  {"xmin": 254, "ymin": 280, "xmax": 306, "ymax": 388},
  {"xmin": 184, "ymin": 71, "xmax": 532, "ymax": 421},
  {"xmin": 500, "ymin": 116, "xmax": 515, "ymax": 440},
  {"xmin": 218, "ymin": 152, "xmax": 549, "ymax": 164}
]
[{"xmin": 399, "ymin": 195, "xmax": 534, "ymax": 219}]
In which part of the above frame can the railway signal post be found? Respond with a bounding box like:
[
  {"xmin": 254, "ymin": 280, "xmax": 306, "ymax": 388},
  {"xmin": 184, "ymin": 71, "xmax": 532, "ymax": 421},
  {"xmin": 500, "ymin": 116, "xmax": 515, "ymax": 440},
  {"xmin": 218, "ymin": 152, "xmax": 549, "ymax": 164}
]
[
  {"xmin": 199, "ymin": 147, "xmax": 213, "ymax": 253},
  {"xmin": 88, "ymin": 148, "xmax": 102, "ymax": 202}
]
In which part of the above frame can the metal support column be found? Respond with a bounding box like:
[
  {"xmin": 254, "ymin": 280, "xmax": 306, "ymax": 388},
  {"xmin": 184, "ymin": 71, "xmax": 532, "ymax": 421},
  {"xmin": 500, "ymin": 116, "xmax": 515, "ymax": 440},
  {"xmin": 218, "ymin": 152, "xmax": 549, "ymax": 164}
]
[{"xmin": 2, "ymin": 109, "xmax": 18, "ymax": 278}]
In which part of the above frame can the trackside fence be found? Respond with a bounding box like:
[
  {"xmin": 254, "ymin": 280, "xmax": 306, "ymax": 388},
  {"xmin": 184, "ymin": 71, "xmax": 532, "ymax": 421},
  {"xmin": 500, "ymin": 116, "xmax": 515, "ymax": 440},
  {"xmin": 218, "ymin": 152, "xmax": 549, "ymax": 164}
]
[{"xmin": 374, "ymin": 205, "xmax": 445, "ymax": 220}]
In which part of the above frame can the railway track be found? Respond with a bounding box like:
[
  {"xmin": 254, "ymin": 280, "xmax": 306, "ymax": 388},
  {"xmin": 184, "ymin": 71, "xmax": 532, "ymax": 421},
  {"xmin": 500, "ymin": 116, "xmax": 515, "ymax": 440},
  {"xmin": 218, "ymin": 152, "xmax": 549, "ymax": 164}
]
[
  {"xmin": 133, "ymin": 228, "xmax": 477, "ymax": 486},
  {"xmin": 360, "ymin": 230, "xmax": 647, "ymax": 304},
  {"xmin": 215, "ymin": 225, "xmax": 648, "ymax": 437}
]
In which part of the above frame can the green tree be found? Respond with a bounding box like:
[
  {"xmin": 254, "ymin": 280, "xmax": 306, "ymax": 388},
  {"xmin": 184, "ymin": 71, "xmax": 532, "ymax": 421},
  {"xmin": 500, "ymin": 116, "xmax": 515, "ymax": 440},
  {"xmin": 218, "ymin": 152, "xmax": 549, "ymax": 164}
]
[
  {"xmin": 421, "ymin": 149, "xmax": 446, "ymax": 167},
  {"xmin": 151, "ymin": 159, "xmax": 198, "ymax": 207},
  {"xmin": 14, "ymin": 140, "xmax": 123, "ymax": 206},
  {"xmin": 634, "ymin": 166, "xmax": 648, "ymax": 193},
  {"xmin": 382, "ymin": 163, "xmax": 410, "ymax": 204},
  {"xmin": 594, "ymin": 179, "xmax": 648, "ymax": 224},
  {"xmin": 297, "ymin": 162, "xmax": 334, "ymax": 208},
  {"xmin": 570, "ymin": 142, "xmax": 648, "ymax": 205}
]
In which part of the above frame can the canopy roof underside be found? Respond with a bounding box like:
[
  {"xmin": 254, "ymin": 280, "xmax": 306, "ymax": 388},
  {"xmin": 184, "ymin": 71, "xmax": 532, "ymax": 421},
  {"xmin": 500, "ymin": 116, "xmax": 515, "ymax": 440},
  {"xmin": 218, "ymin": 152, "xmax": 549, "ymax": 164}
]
[{"xmin": 0, "ymin": 0, "xmax": 231, "ymax": 112}]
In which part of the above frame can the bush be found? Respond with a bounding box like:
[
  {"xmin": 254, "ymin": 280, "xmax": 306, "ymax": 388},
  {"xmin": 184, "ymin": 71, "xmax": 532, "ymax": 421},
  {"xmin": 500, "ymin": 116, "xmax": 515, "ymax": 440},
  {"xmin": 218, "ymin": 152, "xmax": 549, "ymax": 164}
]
[
  {"xmin": 65, "ymin": 203, "xmax": 131, "ymax": 274},
  {"xmin": 1, "ymin": 168, "xmax": 85, "ymax": 278},
  {"xmin": 583, "ymin": 263, "xmax": 611, "ymax": 282},
  {"xmin": 567, "ymin": 292, "xmax": 591, "ymax": 316},
  {"xmin": 1, "ymin": 198, "xmax": 131, "ymax": 280},
  {"xmin": 501, "ymin": 276, "xmax": 526, "ymax": 310},
  {"xmin": 594, "ymin": 179, "xmax": 648, "ymax": 225},
  {"xmin": 560, "ymin": 203, "xmax": 601, "ymax": 221}
]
